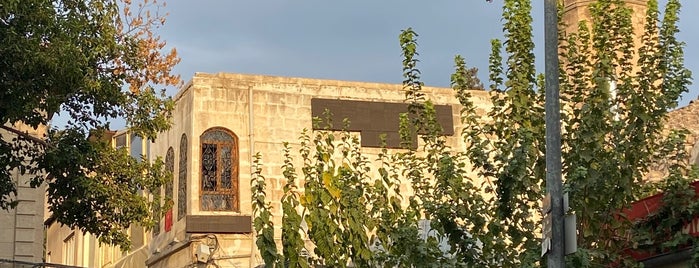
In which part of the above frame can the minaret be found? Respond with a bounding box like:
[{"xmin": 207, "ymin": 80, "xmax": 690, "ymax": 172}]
[
  {"xmin": 561, "ymin": 0, "xmax": 650, "ymax": 73},
  {"xmin": 562, "ymin": 0, "xmax": 648, "ymax": 41}
]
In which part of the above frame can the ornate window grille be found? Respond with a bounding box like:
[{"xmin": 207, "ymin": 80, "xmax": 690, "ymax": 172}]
[
  {"xmin": 178, "ymin": 134, "xmax": 188, "ymax": 220},
  {"xmin": 164, "ymin": 147, "xmax": 175, "ymax": 232},
  {"xmin": 200, "ymin": 127, "xmax": 239, "ymax": 211}
]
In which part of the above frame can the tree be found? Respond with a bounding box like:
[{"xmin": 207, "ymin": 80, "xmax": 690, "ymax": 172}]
[
  {"xmin": 559, "ymin": 0, "xmax": 693, "ymax": 265},
  {"xmin": 251, "ymin": 0, "xmax": 694, "ymax": 267},
  {"xmin": 453, "ymin": 55, "xmax": 485, "ymax": 91},
  {"xmin": 0, "ymin": 0, "xmax": 180, "ymax": 250}
]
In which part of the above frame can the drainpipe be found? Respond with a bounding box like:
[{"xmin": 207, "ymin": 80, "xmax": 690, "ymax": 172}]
[
  {"xmin": 248, "ymin": 85, "xmax": 257, "ymax": 268},
  {"xmin": 248, "ymin": 85, "xmax": 255, "ymax": 197}
]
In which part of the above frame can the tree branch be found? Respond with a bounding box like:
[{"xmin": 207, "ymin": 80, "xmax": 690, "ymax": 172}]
[{"xmin": 0, "ymin": 125, "xmax": 51, "ymax": 148}]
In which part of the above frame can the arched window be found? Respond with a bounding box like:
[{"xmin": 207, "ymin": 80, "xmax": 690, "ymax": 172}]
[
  {"xmin": 200, "ymin": 127, "xmax": 239, "ymax": 211},
  {"xmin": 164, "ymin": 147, "xmax": 175, "ymax": 232},
  {"xmin": 154, "ymin": 147, "xmax": 175, "ymax": 235},
  {"xmin": 165, "ymin": 147, "xmax": 175, "ymax": 201},
  {"xmin": 178, "ymin": 134, "xmax": 188, "ymax": 220}
]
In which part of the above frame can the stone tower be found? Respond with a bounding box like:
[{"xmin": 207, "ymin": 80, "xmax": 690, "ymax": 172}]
[
  {"xmin": 561, "ymin": 0, "xmax": 649, "ymax": 74},
  {"xmin": 562, "ymin": 0, "xmax": 648, "ymax": 41},
  {"xmin": 561, "ymin": 1, "xmax": 699, "ymax": 181}
]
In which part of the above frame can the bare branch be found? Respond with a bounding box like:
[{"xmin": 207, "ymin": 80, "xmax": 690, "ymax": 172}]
[{"xmin": 0, "ymin": 125, "xmax": 51, "ymax": 148}]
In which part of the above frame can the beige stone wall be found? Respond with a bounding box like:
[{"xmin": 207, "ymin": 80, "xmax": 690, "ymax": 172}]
[
  {"xmin": 187, "ymin": 72, "xmax": 490, "ymax": 218},
  {"xmin": 665, "ymin": 102, "xmax": 699, "ymax": 153},
  {"xmin": 44, "ymin": 225, "xmax": 86, "ymax": 266},
  {"xmin": 148, "ymin": 78, "xmax": 194, "ymax": 257},
  {"xmin": 654, "ymin": 101, "xmax": 699, "ymax": 180},
  {"xmin": 44, "ymin": 223, "xmax": 68, "ymax": 265},
  {"xmin": 0, "ymin": 123, "xmax": 46, "ymax": 263},
  {"xmin": 146, "ymin": 234, "xmax": 254, "ymax": 268}
]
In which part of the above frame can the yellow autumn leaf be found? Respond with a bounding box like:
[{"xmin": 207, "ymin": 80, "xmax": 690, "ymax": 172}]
[
  {"xmin": 299, "ymin": 194, "xmax": 307, "ymax": 206},
  {"xmin": 322, "ymin": 171, "xmax": 332, "ymax": 186},
  {"xmin": 328, "ymin": 187, "xmax": 341, "ymax": 199},
  {"xmin": 322, "ymin": 171, "xmax": 341, "ymax": 199}
]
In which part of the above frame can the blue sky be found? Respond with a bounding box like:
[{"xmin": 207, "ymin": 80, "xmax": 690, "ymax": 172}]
[
  {"xmin": 157, "ymin": 0, "xmax": 698, "ymax": 109},
  {"xmin": 53, "ymin": 1, "xmax": 693, "ymax": 129}
]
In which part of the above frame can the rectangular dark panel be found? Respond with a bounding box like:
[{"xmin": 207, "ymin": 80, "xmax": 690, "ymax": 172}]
[
  {"xmin": 361, "ymin": 131, "xmax": 416, "ymax": 148},
  {"xmin": 185, "ymin": 215, "xmax": 251, "ymax": 234},
  {"xmin": 311, "ymin": 98, "xmax": 454, "ymax": 148}
]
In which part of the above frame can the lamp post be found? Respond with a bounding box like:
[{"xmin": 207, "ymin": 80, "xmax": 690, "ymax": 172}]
[{"xmin": 544, "ymin": 0, "xmax": 564, "ymax": 267}]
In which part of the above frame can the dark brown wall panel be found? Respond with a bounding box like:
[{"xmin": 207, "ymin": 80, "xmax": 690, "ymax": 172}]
[
  {"xmin": 311, "ymin": 98, "xmax": 454, "ymax": 148},
  {"xmin": 185, "ymin": 215, "xmax": 251, "ymax": 234}
]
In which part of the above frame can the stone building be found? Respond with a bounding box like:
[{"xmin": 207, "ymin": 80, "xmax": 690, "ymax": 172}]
[
  {"xmin": 0, "ymin": 123, "xmax": 47, "ymax": 263},
  {"xmin": 140, "ymin": 72, "xmax": 490, "ymax": 267},
  {"xmin": 36, "ymin": 71, "xmax": 489, "ymax": 268}
]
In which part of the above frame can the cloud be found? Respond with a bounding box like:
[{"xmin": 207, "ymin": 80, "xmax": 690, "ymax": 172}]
[{"xmin": 156, "ymin": 0, "xmax": 698, "ymax": 104}]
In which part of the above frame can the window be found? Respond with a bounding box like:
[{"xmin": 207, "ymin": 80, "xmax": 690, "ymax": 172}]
[
  {"xmin": 153, "ymin": 147, "xmax": 175, "ymax": 236},
  {"xmin": 152, "ymin": 194, "xmax": 160, "ymax": 235},
  {"xmin": 114, "ymin": 133, "xmax": 127, "ymax": 149},
  {"xmin": 178, "ymin": 134, "xmax": 188, "ymax": 220},
  {"xmin": 130, "ymin": 133, "xmax": 144, "ymax": 161},
  {"xmin": 200, "ymin": 127, "xmax": 239, "ymax": 211},
  {"xmin": 165, "ymin": 147, "xmax": 175, "ymax": 201},
  {"xmin": 63, "ymin": 232, "xmax": 75, "ymax": 265},
  {"xmin": 164, "ymin": 147, "xmax": 175, "ymax": 232}
]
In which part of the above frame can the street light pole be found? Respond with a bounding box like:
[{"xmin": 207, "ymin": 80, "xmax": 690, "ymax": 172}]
[{"xmin": 544, "ymin": 0, "xmax": 564, "ymax": 267}]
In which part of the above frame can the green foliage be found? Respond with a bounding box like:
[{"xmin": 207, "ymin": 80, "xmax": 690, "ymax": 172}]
[
  {"xmin": 659, "ymin": 0, "xmax": 692, "ymax": 109},
  {"xmin": 400, "ymin": 27, "xmax": 425, "ymax": 139},
  {"xmin": 280, "ymin": 143, "xmax": 309, "ymax": 268},
  {"xmin": 400, "ymin": 28, "xmax": 425, "ymax": 106},
  {"xmin": 252, "ymin": 0, "xmax": 694, "ymax": 266},
  {"xmin": 495, "ymin": 0, "xmax": 542, "ymax": 228},
  {"xmin": 43, "ymin": 129, "xmax": 170, "ymax": 250},
  {"xmin": 452, "ymin": 55, "xmax": 485, "ymax": 91},
  {"xmin": 0, "ymin": 0, "xmax": 179, "ymax": 250},
  {"xmin": 558, "ymin": 0, "xmax": 692, "ymax": 265},
  {"xmin": 301, "ymin": 123, "xmax": 375, "ymax": 267},
  {"xmin": 251, "ymin": 153, "xmax": 279, "ymax": 266}
]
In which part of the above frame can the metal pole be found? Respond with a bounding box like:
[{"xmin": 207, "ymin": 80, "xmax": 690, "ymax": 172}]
[{"xmin": 544, "ymin": 0, "xmax": 564, "ymax": 267}]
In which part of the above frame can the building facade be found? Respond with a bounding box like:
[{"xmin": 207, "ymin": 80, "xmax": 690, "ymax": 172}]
[
  {"xmin": 141, "ymin": 72, "xmax": 489, "ymax": 267},
  {"xmin": 37, "ymin": 72, "xmax": 487, "ymax": 268},
  {"xmin": 0, "ymin": 123, "xmax": 46, "ymax": 263}
]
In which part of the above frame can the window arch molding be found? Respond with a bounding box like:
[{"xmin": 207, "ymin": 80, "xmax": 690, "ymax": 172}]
[{"xmin": 199, "ymin": 127, "xmax": 239, "ymax": 212}]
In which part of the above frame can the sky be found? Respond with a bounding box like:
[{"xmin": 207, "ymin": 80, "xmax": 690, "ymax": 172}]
[
  {"xmin": 64, "ymin": 0, "xmax": 695, "ymax": 130},
  {"xmin": 155, "ymin": 0, "xmax": 699, "ymax": 108}
]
